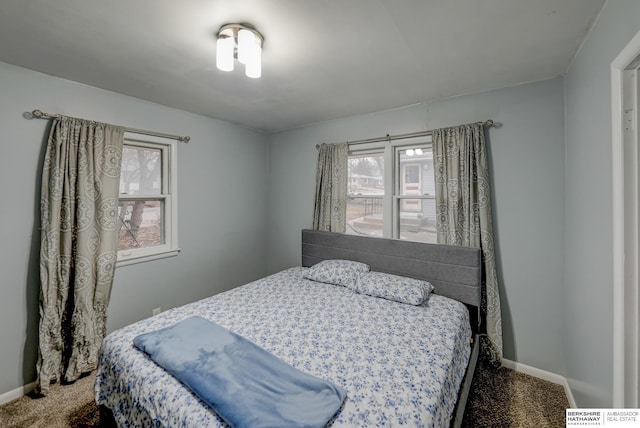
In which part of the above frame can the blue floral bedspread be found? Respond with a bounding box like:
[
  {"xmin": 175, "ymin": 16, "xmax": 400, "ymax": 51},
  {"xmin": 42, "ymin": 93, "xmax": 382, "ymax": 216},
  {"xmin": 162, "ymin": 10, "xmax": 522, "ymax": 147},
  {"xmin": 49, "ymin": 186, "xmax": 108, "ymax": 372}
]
[{"xmin": 95, "ymin": 267, "xmax": 471, "ymax": 427}]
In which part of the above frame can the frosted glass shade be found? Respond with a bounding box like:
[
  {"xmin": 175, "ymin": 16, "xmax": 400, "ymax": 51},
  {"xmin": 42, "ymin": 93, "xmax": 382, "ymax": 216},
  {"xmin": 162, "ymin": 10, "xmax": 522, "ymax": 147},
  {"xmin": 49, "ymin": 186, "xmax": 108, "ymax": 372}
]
[
  {"xmin": 216, "ymin": 36, "xmax": 234, "ymax": 72},
  {"xmin": 238, "ymin": 29, "xmax": 255, "ymax": 65},
  {"xmin": 245, "ymin": 45, "xmax": 262, "ymax": 78}
]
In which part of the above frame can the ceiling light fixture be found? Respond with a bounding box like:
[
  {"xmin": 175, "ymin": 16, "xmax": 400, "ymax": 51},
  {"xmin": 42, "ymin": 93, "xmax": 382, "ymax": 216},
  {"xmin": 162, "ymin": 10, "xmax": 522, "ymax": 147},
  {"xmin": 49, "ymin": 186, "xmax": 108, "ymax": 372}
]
[{"xmin": 216, "ymin": 23, "xmax": 263, "ymax": 78}]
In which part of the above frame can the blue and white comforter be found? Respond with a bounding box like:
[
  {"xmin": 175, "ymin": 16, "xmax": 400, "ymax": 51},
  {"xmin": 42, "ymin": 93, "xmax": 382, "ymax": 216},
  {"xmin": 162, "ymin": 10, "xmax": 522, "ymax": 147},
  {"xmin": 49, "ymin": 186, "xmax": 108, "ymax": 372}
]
[{"xmin": 95, "ymin": 267, "xmax": 471, "ymax": 427}]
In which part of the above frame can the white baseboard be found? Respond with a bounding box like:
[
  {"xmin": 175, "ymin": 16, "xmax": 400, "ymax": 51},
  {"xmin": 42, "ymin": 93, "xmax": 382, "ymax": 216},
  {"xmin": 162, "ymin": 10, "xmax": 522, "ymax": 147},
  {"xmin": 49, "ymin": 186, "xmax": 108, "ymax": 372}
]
[
  {"xmin": 0, "ymin": 381, "xmax": 36, "ymax": 405},
  {"xmin": 502, "ymin": 358, "xmax": 577, "ymax": 408}
]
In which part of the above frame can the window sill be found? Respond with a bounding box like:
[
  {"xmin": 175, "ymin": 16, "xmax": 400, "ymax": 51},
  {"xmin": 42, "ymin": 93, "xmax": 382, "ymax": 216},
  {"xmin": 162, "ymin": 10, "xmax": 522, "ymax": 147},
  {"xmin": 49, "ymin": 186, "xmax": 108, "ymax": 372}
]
[{"xmin": 117, "ymin": 248, "xmax": 181, "ymax": 268}]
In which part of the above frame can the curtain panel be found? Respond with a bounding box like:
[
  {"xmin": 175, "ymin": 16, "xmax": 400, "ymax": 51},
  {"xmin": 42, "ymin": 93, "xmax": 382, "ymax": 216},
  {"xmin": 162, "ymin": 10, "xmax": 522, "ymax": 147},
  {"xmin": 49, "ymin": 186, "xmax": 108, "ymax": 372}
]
[
  {"xmin": 432, "ymin": 123, "xmax": 503, "ymax": 365},
  {"xmin": 38, "ymin": 117, "xmax": 124, "ymax": 395},
  {"xmin": 312, "ymin": 143, "xmax": 348, "ymax": 233}
]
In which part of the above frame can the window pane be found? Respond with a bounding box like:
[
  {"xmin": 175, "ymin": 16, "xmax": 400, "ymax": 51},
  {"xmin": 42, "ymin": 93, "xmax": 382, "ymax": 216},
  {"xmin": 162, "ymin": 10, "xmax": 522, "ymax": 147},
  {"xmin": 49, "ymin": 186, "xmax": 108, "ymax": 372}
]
[
  {"xmin": 118, "ymin": 200, "xmax": 164, "ymax": 250},
  {"xmin": 348, "ymin": 153, "xmax": 384, "ymax": 196},
  {"xmin": 397, "ymin": 145, "xmax": 436, "ymax": 243},
  {"xmin": 347, "ymin": 153, "xmax": 384, "ymax": 238},
  {"xmin": 404, "ymin": 164, "xmax": 420, "ymax": 184},
  {"xmin": 346, "ymin": 196, "xmax": 383, "ymax": 238},
  {"xmin": 398, "ymin": 198, "xmax": 437, "ymax": 244},
  {"xmin": 399, "ymin": 148, "xmax": 434, "ymax": 197},
  {"xmin": 120, "ymin": 146, "xmax": 162, "ymax": 195}
]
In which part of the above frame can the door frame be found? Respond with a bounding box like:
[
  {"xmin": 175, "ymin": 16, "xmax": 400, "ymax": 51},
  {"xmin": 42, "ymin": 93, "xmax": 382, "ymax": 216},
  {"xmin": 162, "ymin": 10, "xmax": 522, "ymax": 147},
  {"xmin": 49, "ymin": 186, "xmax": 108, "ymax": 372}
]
[{"xmin": 611, "ymin": 28, "xmax": 640, "ymax": 408}]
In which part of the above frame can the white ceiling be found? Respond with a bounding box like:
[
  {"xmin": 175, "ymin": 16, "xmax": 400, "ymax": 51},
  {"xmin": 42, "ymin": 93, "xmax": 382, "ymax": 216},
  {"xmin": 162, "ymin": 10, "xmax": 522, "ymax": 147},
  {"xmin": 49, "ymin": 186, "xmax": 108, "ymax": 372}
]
[{"xmin": 0, "ymin": 0, "xmax": 604, "ymax": 133}]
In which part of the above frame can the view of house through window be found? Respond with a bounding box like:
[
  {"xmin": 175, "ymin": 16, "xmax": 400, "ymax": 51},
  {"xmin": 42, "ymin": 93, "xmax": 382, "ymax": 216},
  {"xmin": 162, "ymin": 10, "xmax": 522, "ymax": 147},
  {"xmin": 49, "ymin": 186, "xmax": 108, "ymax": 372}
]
[
  {"xmin": 396, "ymin": 146, "xmax": 437, "ymax": 243},
  {"xmin": 346, "ymin": 152, "xmax": 384, "ymax": 237},
  {"xmin": 346, "ymin": 143, "xmax": 436, "ymax": 243}
]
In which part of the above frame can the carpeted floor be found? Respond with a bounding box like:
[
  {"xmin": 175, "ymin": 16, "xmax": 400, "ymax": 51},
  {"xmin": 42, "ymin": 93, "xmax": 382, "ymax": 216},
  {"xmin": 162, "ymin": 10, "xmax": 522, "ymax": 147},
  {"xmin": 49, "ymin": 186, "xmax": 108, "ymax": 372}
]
[
  {"xmin": 461, "ymin": 362, "xmax": 569, "ymax": 428},
  {"xmin": 0, "ymin": 372, "xmax": 102, "ymax": 428},
  {"xmin": 0, "ymin": 362, "xmax": 569, "ymax": 427}
]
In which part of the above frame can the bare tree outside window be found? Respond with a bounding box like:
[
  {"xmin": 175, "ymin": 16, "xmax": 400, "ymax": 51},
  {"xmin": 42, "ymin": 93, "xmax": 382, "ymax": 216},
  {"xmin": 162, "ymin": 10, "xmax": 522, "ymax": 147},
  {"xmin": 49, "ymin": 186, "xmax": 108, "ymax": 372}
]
[
  {"xmin": 116, "ymin": 136, "xmax": 178, "ymax": 265},
  {"xmin": 118, "ymin": 145, "xmax": 163, "ymax": 250}
]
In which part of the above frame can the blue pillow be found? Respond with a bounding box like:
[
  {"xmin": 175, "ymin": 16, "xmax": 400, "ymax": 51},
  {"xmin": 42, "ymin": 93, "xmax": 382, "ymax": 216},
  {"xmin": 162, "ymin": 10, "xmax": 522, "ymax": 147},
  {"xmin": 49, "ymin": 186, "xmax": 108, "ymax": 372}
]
[
  {"xmin": 355, "ymin": 271, "xmax": 434, "ymax": 305},
  {"xmin": 302, "ymin": 259, "xmax": 370, "ymax": 289}
]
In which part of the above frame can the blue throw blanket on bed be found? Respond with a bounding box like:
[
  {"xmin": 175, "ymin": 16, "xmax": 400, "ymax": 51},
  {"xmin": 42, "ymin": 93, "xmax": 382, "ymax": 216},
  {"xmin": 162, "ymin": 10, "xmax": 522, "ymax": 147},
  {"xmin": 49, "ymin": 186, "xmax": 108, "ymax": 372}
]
[{"xmin": 133, "ymin": 316, "xmax": 346, "ymax": 428}]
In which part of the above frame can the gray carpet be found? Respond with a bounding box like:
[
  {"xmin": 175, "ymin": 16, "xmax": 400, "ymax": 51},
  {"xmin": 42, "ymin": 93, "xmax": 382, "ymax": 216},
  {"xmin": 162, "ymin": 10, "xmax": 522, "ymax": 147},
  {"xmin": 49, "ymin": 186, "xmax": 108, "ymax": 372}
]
[
  {"xmin": 0, "ymin": 362, "xmax": 569, "ymax": 427},
  {"xmin": 462, "ymin": 362, "xmax": 570, "ymax": 428},
  {"xmin": 0, "ymin": 373, "xmax": 102, "ymax": 428}
]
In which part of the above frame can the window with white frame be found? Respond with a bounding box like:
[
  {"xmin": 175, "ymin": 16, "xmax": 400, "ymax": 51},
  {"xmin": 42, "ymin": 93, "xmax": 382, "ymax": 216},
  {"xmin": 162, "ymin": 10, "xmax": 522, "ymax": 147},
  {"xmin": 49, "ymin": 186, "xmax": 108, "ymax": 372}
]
[
  {"xmin": 346, "ymin": 138, "xmax": 436, "ymax": 243},
  {"xmin": 346, "ymin": 151, "xmax": 385, "ymax": 237},
  {"xmin": 117, "ymin": 135, "xmax": 179, "ymax": 265}
]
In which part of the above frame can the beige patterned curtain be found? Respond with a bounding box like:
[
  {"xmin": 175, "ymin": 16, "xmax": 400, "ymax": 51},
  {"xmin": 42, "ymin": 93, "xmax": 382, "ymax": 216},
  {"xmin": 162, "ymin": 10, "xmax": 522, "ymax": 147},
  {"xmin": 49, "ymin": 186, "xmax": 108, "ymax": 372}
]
[
  {"xmin": 38, "ymin": 117, "xmax": 124, "ymax": 395},
  {"xmin": 432, "ymin": 123, "xmax": 503, "ymax": 366},
  {"xmin": 312, "ymin": 143, "xmax": 348, "ymax": 232}
]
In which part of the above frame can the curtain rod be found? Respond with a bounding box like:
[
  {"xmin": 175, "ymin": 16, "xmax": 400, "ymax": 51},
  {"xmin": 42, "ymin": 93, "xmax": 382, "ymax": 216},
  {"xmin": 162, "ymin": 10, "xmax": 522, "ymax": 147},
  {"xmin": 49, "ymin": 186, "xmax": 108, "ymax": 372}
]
[
  {"xmin": 27, "ymin": 109, "xmax": 191, "ymax": 143},
  {"xmin": 314, "ymin": 120, "xmax": 494, "ymax": 149}
]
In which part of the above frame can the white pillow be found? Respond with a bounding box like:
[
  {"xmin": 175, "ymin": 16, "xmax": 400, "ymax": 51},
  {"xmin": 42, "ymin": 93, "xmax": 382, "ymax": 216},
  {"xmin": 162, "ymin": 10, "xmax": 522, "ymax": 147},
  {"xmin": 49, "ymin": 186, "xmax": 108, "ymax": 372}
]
[
  {"xmin": 302, "ymin": 260, "xmax": 370, "ymax": 289},
  {"xmin": 355, "ymin": 271, "xmax": 434, "ymax": 305}
]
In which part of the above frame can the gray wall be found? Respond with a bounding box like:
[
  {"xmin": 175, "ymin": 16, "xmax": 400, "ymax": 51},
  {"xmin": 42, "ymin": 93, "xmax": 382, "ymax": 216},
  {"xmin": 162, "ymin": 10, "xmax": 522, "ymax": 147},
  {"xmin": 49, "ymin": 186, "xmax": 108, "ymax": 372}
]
[
  {"xmin": 0, "ymin": 61, "xmax": 268, "ymax": 396},
  {"xmin": 564, "ymin": 0, "xmax": 640, "ymax": 407},
  {"xmin": 267, "ymin": 78, "xmax": 567, "ymax": 375},
  {"xmin": 4, "ymin": 3, "xmax": 634, "ymax": 405}
]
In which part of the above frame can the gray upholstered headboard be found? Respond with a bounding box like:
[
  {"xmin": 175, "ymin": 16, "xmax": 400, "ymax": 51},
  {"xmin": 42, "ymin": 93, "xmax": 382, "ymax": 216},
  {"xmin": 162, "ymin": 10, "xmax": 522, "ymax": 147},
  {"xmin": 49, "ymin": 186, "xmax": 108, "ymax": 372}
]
[{"xmin": 302, "ymin": 229, "xmax": 483, "ymax": 327}]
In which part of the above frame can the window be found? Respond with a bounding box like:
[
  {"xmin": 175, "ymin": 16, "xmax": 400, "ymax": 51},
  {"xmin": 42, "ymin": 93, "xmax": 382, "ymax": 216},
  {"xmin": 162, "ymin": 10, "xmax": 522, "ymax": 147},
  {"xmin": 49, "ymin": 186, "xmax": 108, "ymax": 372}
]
[
  {"xmin": 395, "ymin": 145, "xmax": 436, "ymax": 243},
  {"xmin": 346, "ymin": 152, "xmax": 384, "ymax": 237},
  {"xmin": 346, "ymin": 138, "xmax": 436, "ymax": 244},
  {"xmin": 117, "ymin": 135, "xmax": 179, "ymax": 265}
]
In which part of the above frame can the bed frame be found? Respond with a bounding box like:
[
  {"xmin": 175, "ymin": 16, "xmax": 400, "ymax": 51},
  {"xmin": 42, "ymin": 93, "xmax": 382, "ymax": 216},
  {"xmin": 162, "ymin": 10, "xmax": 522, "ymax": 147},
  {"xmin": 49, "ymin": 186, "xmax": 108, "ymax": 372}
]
[{"xmin": 301, "ymin": 229, "xmax": 482, "ymax": 428}]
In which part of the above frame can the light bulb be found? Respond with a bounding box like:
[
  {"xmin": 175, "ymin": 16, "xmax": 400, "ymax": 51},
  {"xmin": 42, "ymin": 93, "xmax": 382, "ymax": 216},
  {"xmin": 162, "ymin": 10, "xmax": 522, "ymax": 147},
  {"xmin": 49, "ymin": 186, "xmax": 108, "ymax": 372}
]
[
  {"xmin": 415, "ymin": 148, "xmax": 423, "ymax": 155},
  {"xmin": 216, "ymin": 36, "xmax": 234, "ymax": 72},
  {"xmin": 406, "ymin": 149, "xmax": 415, "ymax": 156}
]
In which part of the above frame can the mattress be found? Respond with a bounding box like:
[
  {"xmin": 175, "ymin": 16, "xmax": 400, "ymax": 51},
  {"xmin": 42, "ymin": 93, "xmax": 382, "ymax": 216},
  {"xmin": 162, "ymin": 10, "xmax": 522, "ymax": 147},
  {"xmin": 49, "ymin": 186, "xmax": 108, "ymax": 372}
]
[{"xmin": 95, "ymin": 267, "xmax": 472, "ymax": 427}]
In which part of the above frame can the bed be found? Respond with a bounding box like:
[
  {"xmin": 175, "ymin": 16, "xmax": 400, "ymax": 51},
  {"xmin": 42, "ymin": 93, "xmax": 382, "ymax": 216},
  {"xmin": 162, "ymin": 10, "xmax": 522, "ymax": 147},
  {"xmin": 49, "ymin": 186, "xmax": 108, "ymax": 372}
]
[{"xmin": 95, "ymin": 229, "xmax": 482, "ymax": 427}]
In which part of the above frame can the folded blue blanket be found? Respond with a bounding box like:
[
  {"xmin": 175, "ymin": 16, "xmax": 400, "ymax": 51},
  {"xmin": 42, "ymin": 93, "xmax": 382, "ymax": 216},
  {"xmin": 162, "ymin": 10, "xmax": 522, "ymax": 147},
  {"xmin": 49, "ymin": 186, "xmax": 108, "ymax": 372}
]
[{"xmin": 133, "ymin": 316, "xmax": 347, "ymax": 428}]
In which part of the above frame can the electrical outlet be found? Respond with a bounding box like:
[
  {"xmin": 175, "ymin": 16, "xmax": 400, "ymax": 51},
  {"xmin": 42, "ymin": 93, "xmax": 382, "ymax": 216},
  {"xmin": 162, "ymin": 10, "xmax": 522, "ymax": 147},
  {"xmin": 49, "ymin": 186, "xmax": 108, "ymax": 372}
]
[{"xmin": 152, "ymin": 307, "xmax": 161, "ymax": 316}]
